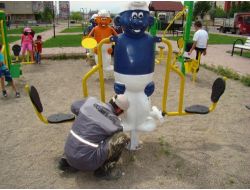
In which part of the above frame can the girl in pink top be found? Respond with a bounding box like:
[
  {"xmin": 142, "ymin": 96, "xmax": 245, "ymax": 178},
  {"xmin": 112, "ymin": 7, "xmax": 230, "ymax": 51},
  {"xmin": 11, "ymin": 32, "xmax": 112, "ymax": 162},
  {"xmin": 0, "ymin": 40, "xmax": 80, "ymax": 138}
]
[{"xmin": 21, "ymin": 28, "xmax": 34, "ymax": 62}]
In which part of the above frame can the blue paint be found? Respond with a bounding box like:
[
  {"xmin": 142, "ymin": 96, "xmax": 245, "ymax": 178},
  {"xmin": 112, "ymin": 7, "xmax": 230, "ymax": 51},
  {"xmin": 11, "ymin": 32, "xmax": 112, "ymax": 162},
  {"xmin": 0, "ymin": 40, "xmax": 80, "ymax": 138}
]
[{"xmin": 111, "ymin": 10, "xmax": 161, "ymax": 75}]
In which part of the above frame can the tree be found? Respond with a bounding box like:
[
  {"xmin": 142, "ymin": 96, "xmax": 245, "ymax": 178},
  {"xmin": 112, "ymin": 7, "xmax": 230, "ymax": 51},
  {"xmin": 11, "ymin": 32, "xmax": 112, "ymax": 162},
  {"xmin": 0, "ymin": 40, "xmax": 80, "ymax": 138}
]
[
  {"xmin": 70, "ymin": 12, "xmax": 82, "ymax": 22},
  {"xmin": 42, "ymin": 6, "xmax": 53, "ymax": 23},
  {"xmin": 209, "ymin": 6, "xmax": 226, "ymax": 20},
  {"xmin": 229, "ymin": 2, "xmax": 250, "ymax": 17},
  {"xmin": 193, "ymin": 1, "xmax": 212, "ymax": 20},
  {"xmin": 34, "ymin": 13, "xmax": 43, "ymax": 21}
]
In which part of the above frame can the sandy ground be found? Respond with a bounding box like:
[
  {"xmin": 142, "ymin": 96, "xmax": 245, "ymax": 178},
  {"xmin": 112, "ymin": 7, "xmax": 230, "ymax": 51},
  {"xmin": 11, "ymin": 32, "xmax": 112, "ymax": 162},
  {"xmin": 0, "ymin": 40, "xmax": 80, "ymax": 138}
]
[{"xmin": 0, "ymin": 59, "xmax": 250, "ymax": 188}]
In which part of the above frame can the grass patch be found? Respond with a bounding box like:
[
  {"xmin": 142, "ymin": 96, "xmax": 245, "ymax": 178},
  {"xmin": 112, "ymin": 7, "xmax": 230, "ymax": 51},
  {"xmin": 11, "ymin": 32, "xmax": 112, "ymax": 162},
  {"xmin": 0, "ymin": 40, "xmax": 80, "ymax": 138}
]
[
  {"xmin": 216, "ymin": 66, "xmax": 240, "ymax": 80},
  {"xmin": 201, "ymin": 63, "xmax": 250, "ymax": 87},
  {"xmin": 240, "ymin": 75, "xmax": 250, "ymax": 87},
  {"xmin": 43, "ymin": 34, "xmax": 82, "ymax": 48},
  {"xmin": 168, "ymin": 32, "xmax": 247, "ymax": 45},
  {"xmin": 159, "ymin": 136, "xmax": 171, "ymax": 156},
  {"xmin": 46, "ymin": 54, "xmax": 86, "ymax": 60},
  {"xmin": 7, "ymin": 26, "xmax": 51, "ymax": 34},
  {"xmin": 60, "ymin": 27, "xmax": 83, "ymax": 33},
  {"xmin": 0, "ymin": 35, "xmax": 20, "ymax": 43},
  {"xmin": 227, "ymin": 50, "xmax": 250, "ymax": 58}
]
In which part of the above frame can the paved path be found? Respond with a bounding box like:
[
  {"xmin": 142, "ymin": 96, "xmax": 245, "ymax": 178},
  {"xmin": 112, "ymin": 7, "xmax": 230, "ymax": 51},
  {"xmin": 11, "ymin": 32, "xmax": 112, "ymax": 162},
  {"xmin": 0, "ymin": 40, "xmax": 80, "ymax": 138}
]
[
  {"xmin": 201, "ymin": 44, "xmax": 250, "ymax": 76},
  {"xmin": 162, "ymin": 41, "xmax": 250, "ymax": 76},
  {"xmin": 9, "ymin": 25, "xmax": 250, "ymax": 76}
]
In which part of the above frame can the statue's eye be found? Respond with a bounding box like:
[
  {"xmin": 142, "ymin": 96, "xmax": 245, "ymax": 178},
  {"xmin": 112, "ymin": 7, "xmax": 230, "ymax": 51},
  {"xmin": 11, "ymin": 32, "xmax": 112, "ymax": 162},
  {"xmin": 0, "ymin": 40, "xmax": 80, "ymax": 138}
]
[
  {"xmin": 131, "ymin": 12, "xmax": 138, "ymax": 19},
  {"xmin": 138, "ymin": 12, "xmax": 144, "ymax": 18}
]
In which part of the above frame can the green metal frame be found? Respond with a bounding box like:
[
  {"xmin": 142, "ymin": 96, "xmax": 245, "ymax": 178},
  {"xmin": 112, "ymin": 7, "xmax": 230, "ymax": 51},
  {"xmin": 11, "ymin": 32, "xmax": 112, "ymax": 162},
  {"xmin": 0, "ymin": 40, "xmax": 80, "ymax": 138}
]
[
  {"xmin": 178, "ymin": 1, "xmax": 194, "ymax": 75},
  {"xmin": 0, "ymin": 11, "xmax": 22, "ymax": 78}
]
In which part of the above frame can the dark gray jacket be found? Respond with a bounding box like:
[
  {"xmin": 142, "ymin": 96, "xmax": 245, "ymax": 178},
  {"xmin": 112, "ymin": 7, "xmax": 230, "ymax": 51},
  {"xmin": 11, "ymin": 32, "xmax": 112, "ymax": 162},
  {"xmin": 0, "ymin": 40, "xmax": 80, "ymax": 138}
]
[{"xmin": 64, "ymin": 97, "xmax": 123, "ymax": 171}]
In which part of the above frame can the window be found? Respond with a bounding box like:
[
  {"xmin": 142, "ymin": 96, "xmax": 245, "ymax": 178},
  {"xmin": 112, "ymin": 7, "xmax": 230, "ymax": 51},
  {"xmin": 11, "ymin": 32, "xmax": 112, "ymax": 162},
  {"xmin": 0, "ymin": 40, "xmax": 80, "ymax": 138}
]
[
  {"xmin": 0, "ymin": 3, "xmax": 5, "ymax": 9},
  {"xmin": 244, "ymin": 16, "xmax": 250, "ymax": 25}
]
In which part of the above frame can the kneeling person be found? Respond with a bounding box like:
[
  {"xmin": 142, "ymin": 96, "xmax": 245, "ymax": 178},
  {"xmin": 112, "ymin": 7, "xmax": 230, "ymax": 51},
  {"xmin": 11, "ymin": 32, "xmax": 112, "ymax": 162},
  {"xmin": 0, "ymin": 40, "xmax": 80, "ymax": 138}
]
[{"xmin": 59, "ymin": 95, "xmax": 130, "ymax": 180}]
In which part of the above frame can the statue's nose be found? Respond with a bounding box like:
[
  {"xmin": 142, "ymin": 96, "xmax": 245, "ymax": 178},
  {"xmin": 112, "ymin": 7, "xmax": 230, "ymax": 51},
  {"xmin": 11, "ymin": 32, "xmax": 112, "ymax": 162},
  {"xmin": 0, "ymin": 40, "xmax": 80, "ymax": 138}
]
[{"xmin": 132, "ymin": 19, "xmax": 143, "ymax": 27}]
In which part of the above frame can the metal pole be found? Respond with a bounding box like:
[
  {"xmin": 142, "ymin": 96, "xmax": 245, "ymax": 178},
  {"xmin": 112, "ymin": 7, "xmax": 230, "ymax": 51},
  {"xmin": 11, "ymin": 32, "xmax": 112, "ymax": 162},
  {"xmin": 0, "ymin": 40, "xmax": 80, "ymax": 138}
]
[
  {"xmin": 68, "ymin": 11, "xmax": 70, "ymax": 29},
  {"xmin": 53, "ymin": 2, "xmax": 55, "ymax": 38}
]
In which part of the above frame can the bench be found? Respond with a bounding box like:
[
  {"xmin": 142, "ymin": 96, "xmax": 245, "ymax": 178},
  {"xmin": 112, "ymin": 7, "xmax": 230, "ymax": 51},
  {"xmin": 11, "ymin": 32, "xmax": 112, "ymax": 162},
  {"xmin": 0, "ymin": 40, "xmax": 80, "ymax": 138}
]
[
  {"xmin": 173, "ymin": 30, "xmax": 183, "ymax": 37},
  {"xmin": 231, "ymin": 37, "xmax": 250, "ymax": 56}
]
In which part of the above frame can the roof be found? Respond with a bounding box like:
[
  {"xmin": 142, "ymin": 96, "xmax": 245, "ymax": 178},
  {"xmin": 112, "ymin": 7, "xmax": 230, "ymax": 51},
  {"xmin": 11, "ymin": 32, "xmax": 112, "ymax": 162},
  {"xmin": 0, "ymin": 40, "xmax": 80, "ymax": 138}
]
[{"xmin": 149, "ymin": 1, "xmax": 183, "ymax": 12}]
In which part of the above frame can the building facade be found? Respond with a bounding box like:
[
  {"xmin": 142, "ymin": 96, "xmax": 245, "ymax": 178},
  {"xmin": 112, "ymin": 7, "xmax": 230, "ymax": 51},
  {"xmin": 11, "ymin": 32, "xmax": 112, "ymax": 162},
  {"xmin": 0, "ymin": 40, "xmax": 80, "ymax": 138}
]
[
  {"xmin": 59, "ymin": 1, "xmax": 70, "ymax": 19},
  {"xmin": 0, "ymin": 1, "xmax": 54, "ymax": 24}
]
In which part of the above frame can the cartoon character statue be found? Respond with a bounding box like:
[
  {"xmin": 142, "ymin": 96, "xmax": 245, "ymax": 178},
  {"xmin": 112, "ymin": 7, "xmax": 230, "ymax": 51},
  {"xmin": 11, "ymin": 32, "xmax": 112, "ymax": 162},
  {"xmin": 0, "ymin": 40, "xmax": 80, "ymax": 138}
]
[
  {"xmin": 110, "ymin": 1, "xmax": 163, "ymax": 150},
  {"xmin": 88, "ymin": 10, "xmax": 118, "ymax": 78}
]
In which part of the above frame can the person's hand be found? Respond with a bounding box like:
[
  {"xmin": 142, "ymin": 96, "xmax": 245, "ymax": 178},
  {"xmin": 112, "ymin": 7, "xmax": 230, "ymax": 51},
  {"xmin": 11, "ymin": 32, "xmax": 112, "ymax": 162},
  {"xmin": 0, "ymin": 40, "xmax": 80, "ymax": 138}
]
[{"xmin": 203, "ymin": 50, "xmax": 207, "ymax": 56}]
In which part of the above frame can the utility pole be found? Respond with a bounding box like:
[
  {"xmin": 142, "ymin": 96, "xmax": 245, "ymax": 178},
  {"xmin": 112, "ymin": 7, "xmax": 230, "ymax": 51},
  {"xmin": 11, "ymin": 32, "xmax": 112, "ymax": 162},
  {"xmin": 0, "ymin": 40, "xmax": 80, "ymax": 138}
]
[
  {"xmin": 52, "ymin": 1, "xmax": 56, "ymax": 38},
  {"xmin": 68, "ymin": 13, "xmax": 70, "ymax": 28}
]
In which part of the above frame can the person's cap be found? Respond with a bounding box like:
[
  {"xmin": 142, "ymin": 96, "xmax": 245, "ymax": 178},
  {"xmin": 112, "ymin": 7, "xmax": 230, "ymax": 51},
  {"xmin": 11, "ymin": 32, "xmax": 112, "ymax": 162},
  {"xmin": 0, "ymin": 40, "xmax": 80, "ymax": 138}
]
[
  {"xmin": 91, "ymin": 14, "xmax": 98, "ymax": 19},
  {"xmin": 24, "ymin": 27, "xmax": 31, "ymax": 32},
  {"xmin": 115, "ymin": 94, "xmax": 129, "ymax": 111},
  {"xmin": 98, "ymin": 9, "xmax": 110, "ymax": 17},
  {"xmin": 126, "ymin": 1, "xmax": 148, "ymax": 11}
]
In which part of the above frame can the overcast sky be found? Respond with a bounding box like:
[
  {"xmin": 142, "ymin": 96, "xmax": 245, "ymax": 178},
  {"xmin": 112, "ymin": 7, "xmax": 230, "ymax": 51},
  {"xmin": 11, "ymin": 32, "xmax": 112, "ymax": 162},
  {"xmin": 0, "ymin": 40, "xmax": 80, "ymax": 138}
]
[{"xmin": 69, "ymin": 1, "xmax": 150, "ymax": 14}]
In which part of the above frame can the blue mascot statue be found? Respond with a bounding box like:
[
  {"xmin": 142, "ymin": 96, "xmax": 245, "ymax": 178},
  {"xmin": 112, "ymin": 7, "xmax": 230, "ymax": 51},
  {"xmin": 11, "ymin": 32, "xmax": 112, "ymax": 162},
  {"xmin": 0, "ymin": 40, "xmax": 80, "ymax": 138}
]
[{"xmin": 110, "ymin": 1, "xmax": 163, "ymax": 150}]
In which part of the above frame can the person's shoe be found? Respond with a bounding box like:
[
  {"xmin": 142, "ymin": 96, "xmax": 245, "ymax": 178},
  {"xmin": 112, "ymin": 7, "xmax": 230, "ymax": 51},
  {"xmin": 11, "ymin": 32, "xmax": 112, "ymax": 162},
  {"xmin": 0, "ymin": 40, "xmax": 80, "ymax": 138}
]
[
  {"xmin": 15, "ymin": 92, "xmax": 20, "ymax": 98},
  {"xmin": 58, "ymin": 157, "xmax": 71, "ymax": 171},
  {"xmin": 2, "ymin": 90, "xmax": 7, "ymax": 97},
  {"xmin": 94, "ymin": 168, "xmax": 122, "ymax": 180},
  {"xmin": 58, "ymin": 157, "xmax": 78, "ymax": 172}
]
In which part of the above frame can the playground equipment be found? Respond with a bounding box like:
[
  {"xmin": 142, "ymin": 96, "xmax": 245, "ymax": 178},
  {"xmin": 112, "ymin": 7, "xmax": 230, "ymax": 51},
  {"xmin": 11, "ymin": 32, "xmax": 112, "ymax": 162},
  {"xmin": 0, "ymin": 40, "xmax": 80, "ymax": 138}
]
[
  {"xmin": 161, "ymin": 2, "xmax": 202, "ymax": 82},
  {"xmin": 12, "ymin": 44, "xmax": 34, "ymax": 65},
  {"xmin": 0, "ymin": 11, "xmax": 22, "ymax": 78},
  {"xmin": 161, "ymin": 38, "xmax": 225, "ymax": 116},
  {"xmin": 25, "ymin": 85, "xmax": 75, "ymax": 124},
  {"xmin": 81, "ymin": 1, "xmax": 226, "ymax": 151},
  {"xmin": 87, "ymin": 9, "xmax": 118, "ymax": 78}
]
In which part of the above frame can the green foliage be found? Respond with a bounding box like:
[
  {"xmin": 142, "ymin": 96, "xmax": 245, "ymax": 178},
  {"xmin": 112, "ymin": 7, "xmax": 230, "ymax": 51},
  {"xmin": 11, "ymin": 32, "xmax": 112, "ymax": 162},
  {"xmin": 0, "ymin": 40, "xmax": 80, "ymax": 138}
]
[
  {"xmin": 7, "ymin": 26, "xmax": 51, "ymax": 34},
  {"xmin": 42, "ymin": 7, "xmax": 53, "ymax": 23},
  {"xmin": 229, "ymin": 2, "xmax": 250, "ymax": 17},
  {"xmin": 193, "ymin": 1, "xmax": 212, "ymax": 19},
  {"xmin": 209, "ymin": 7, "xmax": 226, "ymax": 19},
  {"xmin": 70, "ymin": 12, "xmax": 82, "ymax": 22},
  {"xmin": 60, "ymin": 27, "xmax": 83, "ymax": 33},
  {"xmin": 201, "ymin": 64, "xmax": 250, "ymax": 87},
  {"xmin": 34, "ymin": 13, "xmax": 43, "ymax": 21},
  {"xmin": 49, "ymin": 54, "xmax": 85, "ymax": 60},
  {"xmin": 240, "ymin": 75, "xmax": 250, "ymax": 87},
  {"xmin": 0, "ymin": 35, "xmax": 19, "ymax": 43},
  {"xmin": 43, "ymin": 34, "xmax": 82, "ymax": 48},
  {"xmin": 168, "ymin": 32, "xmax": 246, "ymax": 45},
  {"xmin": 159, "ymin": 136, "xmax": 171, "ymax": 156},
  {"xmin": 216, "ymin": 66, "xmax": 240, "ymax": 80}
]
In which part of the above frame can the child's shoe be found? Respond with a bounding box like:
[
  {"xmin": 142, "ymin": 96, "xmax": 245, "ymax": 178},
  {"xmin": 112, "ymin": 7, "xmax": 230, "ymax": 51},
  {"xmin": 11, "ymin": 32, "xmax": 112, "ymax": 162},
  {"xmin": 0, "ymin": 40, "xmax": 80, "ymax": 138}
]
[
  {"xmin": 2, "ymin": 90, "xmax": 7, "ymax": 97},
  {"xmin": 15, "ymin": 92, "xmax": 20, "ymax": 98}
]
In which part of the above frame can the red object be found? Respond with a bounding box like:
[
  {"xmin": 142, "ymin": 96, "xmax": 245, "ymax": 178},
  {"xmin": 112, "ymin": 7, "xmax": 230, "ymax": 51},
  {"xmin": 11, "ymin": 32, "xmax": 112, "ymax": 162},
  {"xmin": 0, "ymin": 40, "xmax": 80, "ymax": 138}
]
[
  {"xmin": 234, "ymin": 13, "xmax": 250, "ymax": 34},
  {"xmin": 35, "ymin": 40, "xmax": 42, "ymax": 53},
  {"xmin": 224, "ymin": 1, "xmax": 231, "ymax": 12},
  {"xmin": 21, "ymin": 34, "xmax": 33, "ymax": 44},
  {"xmin": 149, "ymin": 1, "xmax": 183, "ymax": 12}
]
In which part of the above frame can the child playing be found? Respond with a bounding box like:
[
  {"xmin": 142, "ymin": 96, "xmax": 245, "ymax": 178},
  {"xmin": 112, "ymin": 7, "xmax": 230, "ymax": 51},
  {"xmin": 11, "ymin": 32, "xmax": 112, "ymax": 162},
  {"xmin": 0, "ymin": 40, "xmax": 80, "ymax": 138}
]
[
  {"xmin": 21, "ymin": 27, "xmax": 34, "ymax": 63},
  {"xmin": 0, "ymin": 44, "xmax": 20, "ymax": 98},
  {"xmin": 34, "ymin": 35, "xmax": 42, "ymax": 64}
]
